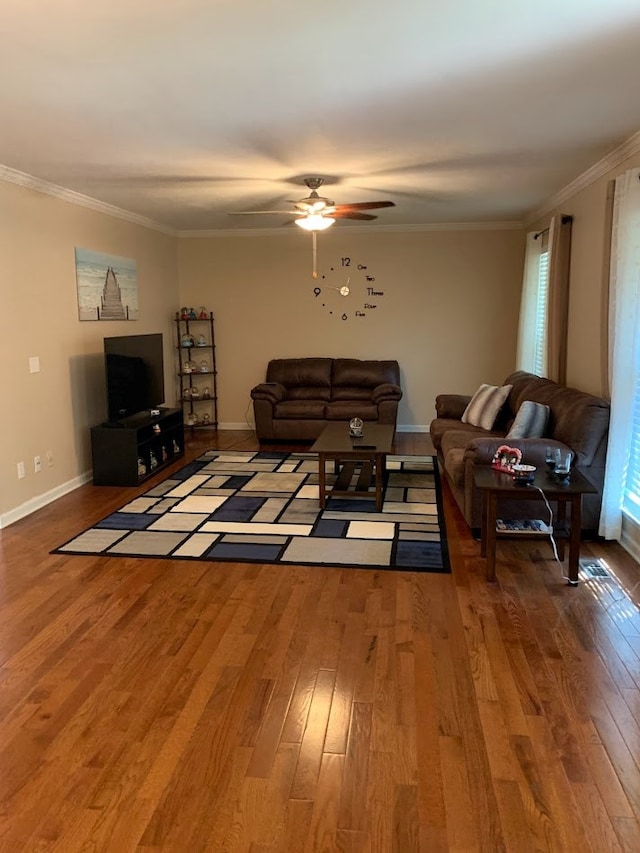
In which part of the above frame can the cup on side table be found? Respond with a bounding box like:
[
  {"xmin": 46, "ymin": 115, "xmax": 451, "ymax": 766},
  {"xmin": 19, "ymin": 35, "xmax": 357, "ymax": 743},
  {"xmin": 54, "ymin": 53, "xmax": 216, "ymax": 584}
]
[{"xmin": 553, "ymin": 449, "xmax": 572, "ymax": 483}]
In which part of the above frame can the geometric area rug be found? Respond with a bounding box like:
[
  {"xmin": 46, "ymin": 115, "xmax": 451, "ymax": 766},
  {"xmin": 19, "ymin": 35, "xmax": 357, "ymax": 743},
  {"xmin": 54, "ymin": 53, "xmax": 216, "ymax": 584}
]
[{"xmin": 53, "ymin": 450, "xmax": 450, "ymax": 573}]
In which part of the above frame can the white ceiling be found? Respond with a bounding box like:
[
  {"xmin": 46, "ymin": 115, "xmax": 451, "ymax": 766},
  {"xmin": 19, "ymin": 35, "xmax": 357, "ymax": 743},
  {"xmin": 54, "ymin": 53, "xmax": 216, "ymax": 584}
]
[{"xmin": 2, "ymin": 0, "xmax": 640, "ymax": 233}]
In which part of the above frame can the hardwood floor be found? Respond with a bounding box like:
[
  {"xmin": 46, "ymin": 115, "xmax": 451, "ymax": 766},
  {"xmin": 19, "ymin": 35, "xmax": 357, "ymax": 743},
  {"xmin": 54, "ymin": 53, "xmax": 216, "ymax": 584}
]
[{"xmin": 1, "ymin": 430, "xmax": 639, "ymax": 851}]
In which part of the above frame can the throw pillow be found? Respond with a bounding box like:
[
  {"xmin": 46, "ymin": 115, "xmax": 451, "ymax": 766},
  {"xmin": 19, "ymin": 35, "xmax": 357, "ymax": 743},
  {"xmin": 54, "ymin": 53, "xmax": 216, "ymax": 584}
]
[
  {"xmin": 461, "ymin": 383, "xmax": 512, "ymax": 430},
  {"xmin": 506, "ymin": 400, "xmax": 550, "ymax": 439}
]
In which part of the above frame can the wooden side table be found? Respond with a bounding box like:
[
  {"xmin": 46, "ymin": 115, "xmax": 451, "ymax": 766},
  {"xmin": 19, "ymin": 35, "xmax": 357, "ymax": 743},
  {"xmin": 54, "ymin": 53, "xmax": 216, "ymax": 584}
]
[{"xmin": 473, "ymin": 466, "xmax": 597, "ymax": 585}]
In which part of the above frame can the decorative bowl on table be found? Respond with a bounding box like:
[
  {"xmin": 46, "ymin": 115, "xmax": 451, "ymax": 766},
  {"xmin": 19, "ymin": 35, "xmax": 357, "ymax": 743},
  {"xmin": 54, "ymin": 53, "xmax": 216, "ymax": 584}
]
[{"xmin": 512, "ymin": 463, "xmax": 536, "ymax": 485}]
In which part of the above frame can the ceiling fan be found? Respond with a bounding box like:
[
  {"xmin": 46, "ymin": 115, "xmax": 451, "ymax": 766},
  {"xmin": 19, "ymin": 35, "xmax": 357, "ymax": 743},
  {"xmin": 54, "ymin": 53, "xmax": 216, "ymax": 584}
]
[{"xmin": 229, "ymin": 177, "xmax": 395, "ymax": 231}]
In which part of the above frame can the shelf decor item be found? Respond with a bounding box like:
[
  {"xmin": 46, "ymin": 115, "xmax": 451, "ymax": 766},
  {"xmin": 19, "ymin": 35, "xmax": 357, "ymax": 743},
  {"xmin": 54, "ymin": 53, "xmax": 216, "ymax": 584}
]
[
  {"xmin": 491, "ymin": 444, "xmax": 522, "ymax": 473},
  {"xmin": 181, "ymin": 333, "xmax": 195, "ymax": 348}
]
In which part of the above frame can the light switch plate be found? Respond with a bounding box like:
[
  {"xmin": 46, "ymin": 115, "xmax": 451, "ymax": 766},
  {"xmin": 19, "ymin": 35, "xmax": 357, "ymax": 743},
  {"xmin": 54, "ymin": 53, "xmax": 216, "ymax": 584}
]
[{"xmin": 29, "ymin": 356, "xmax": 40, "ymax": 373}]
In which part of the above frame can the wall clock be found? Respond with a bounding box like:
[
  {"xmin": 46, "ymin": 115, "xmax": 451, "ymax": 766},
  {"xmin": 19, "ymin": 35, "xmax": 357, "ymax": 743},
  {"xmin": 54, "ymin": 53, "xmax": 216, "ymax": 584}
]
[{"xmin": 312, "ymin": 255, "xmax": 383, "ymax": 319}]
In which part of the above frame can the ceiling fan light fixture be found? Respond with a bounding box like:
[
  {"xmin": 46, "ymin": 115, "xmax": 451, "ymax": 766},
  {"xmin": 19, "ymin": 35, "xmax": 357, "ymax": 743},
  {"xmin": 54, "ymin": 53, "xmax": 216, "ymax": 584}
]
[{"xmin": 295, "ymin": 215, "xmax": 335, "ymax": 231}]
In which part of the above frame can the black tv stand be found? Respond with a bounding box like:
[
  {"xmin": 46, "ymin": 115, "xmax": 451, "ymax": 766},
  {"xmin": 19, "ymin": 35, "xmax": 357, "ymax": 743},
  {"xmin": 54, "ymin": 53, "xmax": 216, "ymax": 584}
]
[{"xmin": 91, "ymin": 408, "xmax": 184, "ymax": 485}]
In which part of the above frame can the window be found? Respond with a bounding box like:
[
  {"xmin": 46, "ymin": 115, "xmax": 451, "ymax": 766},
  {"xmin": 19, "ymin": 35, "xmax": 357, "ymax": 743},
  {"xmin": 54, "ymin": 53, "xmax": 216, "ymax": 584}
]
[
  {"xmin": 532, "ymin": 246, "xmax": 549, "ymax": 376},
  {"xmin": 516, "ymin": 216, "xmax": 570, "ymax": 383}
]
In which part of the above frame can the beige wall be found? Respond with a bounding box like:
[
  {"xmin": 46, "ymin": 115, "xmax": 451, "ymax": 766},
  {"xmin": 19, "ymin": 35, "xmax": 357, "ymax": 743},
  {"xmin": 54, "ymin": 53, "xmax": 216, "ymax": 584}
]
[
  {"xmin": 177, "ymin": 228, "xmax": 526, "ymax": 429},
  {"xmin": 529, "ymin": 148, "xmax": 640, "ymax": 398},
  {"xmin": 0, "ymin": 180, "xmax": 179, "ymax": 523}
]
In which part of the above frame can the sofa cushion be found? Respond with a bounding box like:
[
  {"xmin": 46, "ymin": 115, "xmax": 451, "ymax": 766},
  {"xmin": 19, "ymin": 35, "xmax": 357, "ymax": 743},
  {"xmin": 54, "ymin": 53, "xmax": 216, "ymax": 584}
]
[
  {"xmin": 274, "ymin": 400, "xmax": 326, "ymax": 419},
  {"xmin": 287, "ymin": 386, "xmax": 332, "ymax": 401},
  {"xmin": 324, "ymin": 402, "xmax": 379, "ymax": 421},
  {"xmin": 331, "ymin": 386, "xmax": 373, "ymax": 401},
  {"xmin": 461, "ymin": 383, "xmax": 512, "ymax": 430},
  {"xmin": 267, "ymin": 358, "xmax": 332, "ymax": 389},
  {"xmin": 503, "ymin": 371, "xmax": 610, "ymax": 466},
  {"xmin": 506, "ymin": 400, "xmax": 550, "ymax": 439},
  {"xmin": 332, "ymin": 358, "xmax": 400, "ymax": 388}
]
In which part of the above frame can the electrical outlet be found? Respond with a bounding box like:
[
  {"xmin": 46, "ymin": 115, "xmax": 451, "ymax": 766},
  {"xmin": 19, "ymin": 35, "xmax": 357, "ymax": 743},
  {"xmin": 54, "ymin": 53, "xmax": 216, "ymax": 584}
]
[
  {"xmin": 17, "ymin": 461, "xmax": 25, "ymax": 479},
  {"xmin": 46, "ymin": 450, "xmax": 54, "ymax": 467},
  {"xmin": 34, "ymin": 455, "xmax": 42, "ymax": 473}
]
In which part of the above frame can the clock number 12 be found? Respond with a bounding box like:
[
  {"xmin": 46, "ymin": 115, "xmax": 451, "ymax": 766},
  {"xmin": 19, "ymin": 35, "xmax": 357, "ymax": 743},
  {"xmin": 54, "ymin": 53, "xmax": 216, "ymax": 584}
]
[{"xmin": 341, "ymin": 257, "xmax": 351, "ymax": 267}]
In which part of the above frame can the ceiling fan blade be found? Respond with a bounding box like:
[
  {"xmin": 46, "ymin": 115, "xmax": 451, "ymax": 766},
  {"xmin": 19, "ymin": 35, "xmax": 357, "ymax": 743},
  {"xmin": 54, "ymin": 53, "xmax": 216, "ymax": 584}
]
[
  {"xmin": 228, "ymin": 209, "xmax": 298, "ymax": 216},
  {"xmin": 331, "ymin": 211, "xmax": 378, "ymax": 221},
  {"xmin": 333, "ymin": 201, "xmax": 395, "ymax": 212}
]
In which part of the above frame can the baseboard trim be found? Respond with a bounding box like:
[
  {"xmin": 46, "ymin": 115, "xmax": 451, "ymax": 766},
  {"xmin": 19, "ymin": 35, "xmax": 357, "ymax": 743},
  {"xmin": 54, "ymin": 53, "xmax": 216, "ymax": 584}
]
[
  {"xmin": 0, "ymin": 471, "xmax": 93, "ymax": 529},
  {"xmin": 219, "ymin": 422, "xmax": 430, "ymax": 433}
]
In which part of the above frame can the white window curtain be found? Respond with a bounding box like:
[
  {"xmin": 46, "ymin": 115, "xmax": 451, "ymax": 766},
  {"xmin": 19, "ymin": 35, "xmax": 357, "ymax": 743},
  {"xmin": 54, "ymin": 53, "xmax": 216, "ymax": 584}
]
[
  {"xmin": 599, "ymin": 167, "xmax": 640, "ymax": 540},
  {"xmin": 516, "ymin": 215, "xmax": 572, "ymax": 382},
  {"xmin": 516, "ymin": 231, "xmax": 548, "ymax": 375}
]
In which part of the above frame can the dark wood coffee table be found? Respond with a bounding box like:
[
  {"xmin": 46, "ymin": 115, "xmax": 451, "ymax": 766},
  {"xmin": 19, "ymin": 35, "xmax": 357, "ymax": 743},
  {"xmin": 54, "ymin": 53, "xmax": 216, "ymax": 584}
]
[
  {"xmin": 310, "ymin": 423, "xmax": 395, "ymax": 510},
  {"xmin": 473, "ymin": 466, "xmax": 597, "ymax": 585}
]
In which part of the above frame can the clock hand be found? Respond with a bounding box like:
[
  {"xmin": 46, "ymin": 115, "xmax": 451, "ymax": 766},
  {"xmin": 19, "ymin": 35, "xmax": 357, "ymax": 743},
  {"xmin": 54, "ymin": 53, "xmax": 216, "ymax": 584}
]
[{"xmin": 313, "ymin": 277, "xmax": 351, "ymax": 297}]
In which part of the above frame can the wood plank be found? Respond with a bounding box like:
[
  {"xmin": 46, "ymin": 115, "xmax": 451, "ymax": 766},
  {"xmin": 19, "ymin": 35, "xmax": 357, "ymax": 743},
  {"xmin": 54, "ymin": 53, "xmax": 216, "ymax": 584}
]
[{"xmin": 289, "ymin": 668, "xmax": 336, "ymax": 799}]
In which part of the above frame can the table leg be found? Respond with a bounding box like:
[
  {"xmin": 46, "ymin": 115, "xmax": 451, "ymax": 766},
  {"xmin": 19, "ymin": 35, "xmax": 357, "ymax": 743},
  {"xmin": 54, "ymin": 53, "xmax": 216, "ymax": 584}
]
[
  {"xmin": 480, "ymin": 492, "xmax": 488, "ymax": 557},
  {"xmin": 375, "ymin": 453, "xmax": 384, "ymax": 511},
  {"xmin": 319, "ymin": 452, "xmax": 326, "ymax": 509},
  {"xmin": 486, "ymin": 491, "xmax": 498, "ymax": 582},
  {"xmin": 567, "ymin": 494, "xmax": 581, "ymax": 586},
  {"xmin": 555, "ymin": 499, "xmax": 566, "ymax": 562}
]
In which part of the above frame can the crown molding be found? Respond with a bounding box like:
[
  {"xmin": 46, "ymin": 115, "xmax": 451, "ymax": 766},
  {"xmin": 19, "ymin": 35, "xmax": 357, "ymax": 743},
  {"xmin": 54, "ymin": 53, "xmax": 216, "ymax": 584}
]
[
  {"xmin": 178, "ymin": 220, "xmax": 523, "ymax": 238},
  {"xmin": 0, "ymin": 164, "xmax": 176, "ymax": 235},
  {"xmin": 526, "ymin": 130, "xmax": 640, "ymax": 225}
]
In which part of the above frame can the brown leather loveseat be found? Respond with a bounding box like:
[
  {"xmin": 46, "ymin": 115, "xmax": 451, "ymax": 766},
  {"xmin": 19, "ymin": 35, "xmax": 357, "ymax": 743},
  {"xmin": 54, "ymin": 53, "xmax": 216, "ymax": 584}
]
[
  {"xmin": 251, "ymin": 357, "xmax": 402, "ymax": 441},
  {"xmin": 430, "ymin": 370, "xmax": 610, "ymax": 534}
]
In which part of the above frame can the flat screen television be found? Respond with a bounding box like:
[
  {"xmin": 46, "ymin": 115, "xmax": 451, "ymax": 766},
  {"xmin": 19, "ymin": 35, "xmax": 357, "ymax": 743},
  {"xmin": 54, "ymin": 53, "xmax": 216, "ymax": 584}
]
[{"xmin": 104, "ymin": 333, "xmax": 165, "ymax": 422}]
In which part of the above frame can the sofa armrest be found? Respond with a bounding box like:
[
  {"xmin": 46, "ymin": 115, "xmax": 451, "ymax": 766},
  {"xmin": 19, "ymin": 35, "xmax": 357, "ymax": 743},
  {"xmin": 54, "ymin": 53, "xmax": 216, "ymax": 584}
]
[
  {"xmin": 464, "ymin": 436, "xmax": 573, "ymax": 467},
  {"xmin": 372, "ymin": 382, "xmax": 403, "ymax": 403},
  {"xmin": 250, "ymin": 382, "xmax": 287, "ymax": 404},
  {"xmin": 435, "ymin": 394, "xmax": 471, "ymax": 420}
]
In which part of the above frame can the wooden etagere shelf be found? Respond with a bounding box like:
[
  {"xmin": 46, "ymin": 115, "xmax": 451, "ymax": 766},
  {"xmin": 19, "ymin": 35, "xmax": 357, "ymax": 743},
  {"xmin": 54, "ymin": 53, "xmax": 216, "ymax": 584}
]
[{"xmin": 174, "ymin": 311, "xmax": 218, "ymax": 429}]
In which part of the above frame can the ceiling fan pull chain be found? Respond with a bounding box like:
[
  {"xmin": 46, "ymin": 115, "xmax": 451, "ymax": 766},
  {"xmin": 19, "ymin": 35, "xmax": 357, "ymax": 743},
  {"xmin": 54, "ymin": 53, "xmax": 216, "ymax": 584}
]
[{"xmin": 312, "ymin": 231, "xmax": 318, "ymax": 278}]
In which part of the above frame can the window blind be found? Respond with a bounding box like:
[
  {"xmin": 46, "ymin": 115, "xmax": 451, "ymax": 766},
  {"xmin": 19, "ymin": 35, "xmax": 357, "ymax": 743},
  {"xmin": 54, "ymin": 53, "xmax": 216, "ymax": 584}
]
[{"xmin": 532, "ymin": 250, "xmax": 549, "ymax": 376}]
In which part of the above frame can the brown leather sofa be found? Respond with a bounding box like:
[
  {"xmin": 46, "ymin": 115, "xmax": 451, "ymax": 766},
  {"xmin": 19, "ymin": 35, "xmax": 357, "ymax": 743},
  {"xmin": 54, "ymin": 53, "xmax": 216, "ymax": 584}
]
[
  {"xmin": 430, "ymin": 370, "xmax": 610, "ymax": 533},
  {"xmin": 251, "ymin": 357, "xmax": 402, "ymax": 441}
]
